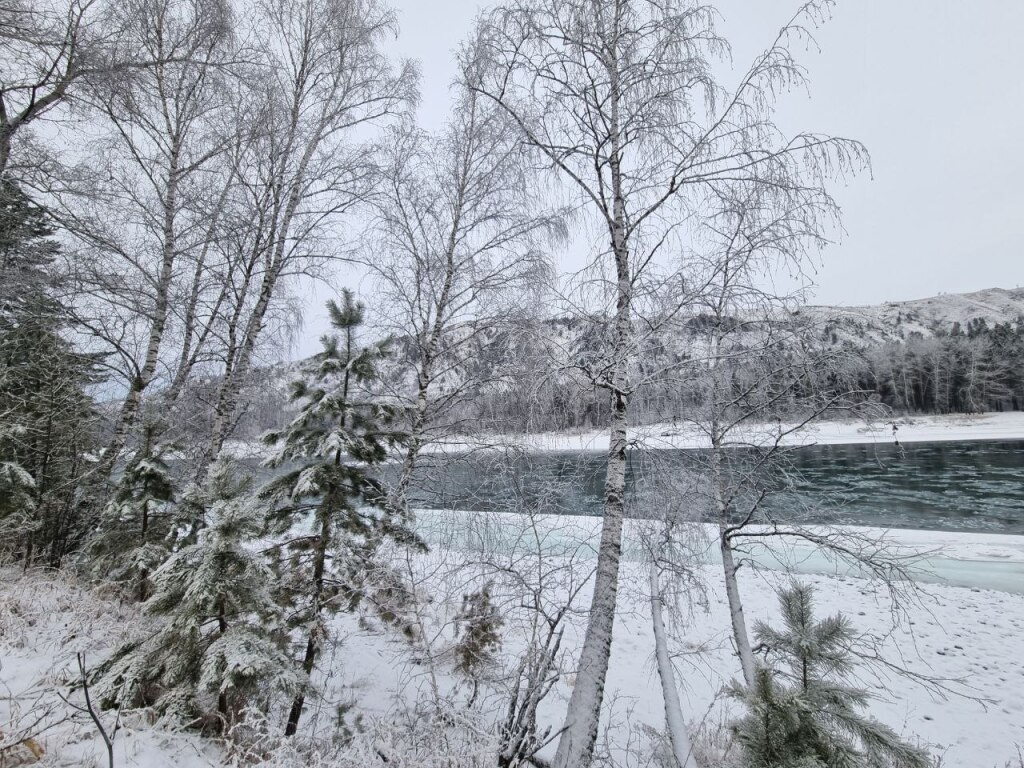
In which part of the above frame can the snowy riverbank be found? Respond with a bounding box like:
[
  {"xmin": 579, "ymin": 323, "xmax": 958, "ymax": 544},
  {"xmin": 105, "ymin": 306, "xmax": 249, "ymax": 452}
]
[
  {"xmin": 423, "ymin": 410, "xmax": 1024, "ymax": 453},
  {"xmin": 4, "ymin": 528, "xmax": 1023, "ymax": 767},
  {"xmin": 219, "ymin": 411, "xmax": 1024, "ymax": 462}
]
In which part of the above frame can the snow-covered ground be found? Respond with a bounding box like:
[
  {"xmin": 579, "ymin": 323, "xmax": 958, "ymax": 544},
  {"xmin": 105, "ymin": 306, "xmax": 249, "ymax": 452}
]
[
  {"xmin": 598, "ymin": 561, "xmax": 1024, "ymax": 768},
  {"xmin": 0, "ymin": 570, "xmax": 221, "ymax": 767},
  {"xmin": 410, "ymin": 511, "xmax": 1024, "ymax": 767},
  {"xmin": 5, "ymin": 510, "xmax": 1023, "ymax": 767},
  {"xmin": 431, "ymin": 410, "xmax": 1024, "ymax": 453}
]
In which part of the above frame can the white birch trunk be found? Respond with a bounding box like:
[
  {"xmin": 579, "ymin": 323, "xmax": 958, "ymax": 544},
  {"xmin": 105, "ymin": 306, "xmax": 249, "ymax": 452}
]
[
  {"xmin": 710, "ymin": 315, "xmax": 756, "ymax": 688},
  {"xmin": 649, "ymin": 563, "xmax": 699, "ymax": 768},
  {"xmin": 554, "ymin": 210, "xmax": 631, "ymax": 768},
  {"xmin": 712, "ymin": 440, "xmax": 758, "ymax": 685},
  {"xmin": 553, "ymin": 37, "xmax": 632, "ymax": 760},
  {"xmin": 718, "ymin": 519, "xmax": 756, "ymax": 688},
  {"xmin": 104, "ymin": 159, "xmax": 181, "ymax": 467},
  {"xmin": 553, "ymin": 394, "xmax": 627, "ymax": 768}
]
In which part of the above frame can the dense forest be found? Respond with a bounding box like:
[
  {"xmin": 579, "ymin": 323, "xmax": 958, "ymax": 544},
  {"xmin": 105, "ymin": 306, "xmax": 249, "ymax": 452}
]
[{"xmin": 838, "ymin": 319, "xmax": 1024, "ymax": 414}]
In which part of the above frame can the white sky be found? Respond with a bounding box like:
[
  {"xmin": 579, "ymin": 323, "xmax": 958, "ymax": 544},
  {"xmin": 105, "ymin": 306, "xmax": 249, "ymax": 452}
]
[
  {"xmin": 395, "ymin": 0, "xmax": 1024, "ymax": 301},
  {"xmin": 311, "ymin": 0, "xmax": 1024, "ymax": 354}
]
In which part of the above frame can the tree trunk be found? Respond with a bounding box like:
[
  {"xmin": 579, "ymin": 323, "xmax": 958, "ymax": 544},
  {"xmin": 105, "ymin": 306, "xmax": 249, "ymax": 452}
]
[
  {"xmin": 217, "ymin": 597, "xmax": 229, "ymax": 731},
  {"xmin": 720, "ymin": 528, "xmax": 755, "ymax": 688},
  {"xmin": 207, "ymin": 108, "xmax": 323, "ymax": 462},
  {"xmin": 711, "ymin": 434, "xmax": 756, "ymax": 688},
  {"xmin": 553, "ymin": 35, "xmax": 633, "ymax": 756},
  {"xmin": 0, "ymin": 126, "xmax": 12, "ymax": 178},
  {"xmin": 104, "ymin": 158, "xmax": 181, "ymax": 471},
  {"xmin": 554, "ymin": 247, "xmax": 630, "ymax": 767},
  {"xmin": 205, "ymin": 280, "xmax": 266, "ymax": 463},
  {"xmin": 649, "ymin": 564, "xmax": 699, "ymax": 768},
  {"xmin": 285, "ymin": 506, "xmax": 331, "ymax": 736}
]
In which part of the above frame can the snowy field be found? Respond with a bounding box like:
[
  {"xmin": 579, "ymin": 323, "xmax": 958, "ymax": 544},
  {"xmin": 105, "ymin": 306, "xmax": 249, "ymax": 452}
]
[{"xmin": 4, "ymin": 511, "xmax": 1024, "ymax": 767}]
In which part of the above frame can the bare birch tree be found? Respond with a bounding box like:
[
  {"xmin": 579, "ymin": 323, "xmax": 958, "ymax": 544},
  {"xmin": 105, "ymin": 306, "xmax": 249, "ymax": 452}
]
[
  {"xmin": 647, "ymin": 538, "xmax": 700, "ymax": 768},
  {"xmin": 0, "ymin": 0, "xmax": 198, "ymax": 181},
  {"xmin": 694, "ymin": 181, "xmax": 840, "ymax": 687},
  {"xmin": 363, "ymin": 53, "xmax": 564, "ymax": 515},
  {"xmin": 62, "ymin": 0, "xmax": 235, "ymax": 467},
  {"xmin": 0, "ymin": 0, "xmax": 110, "ymax": 178},
  {"xmin": 3, "ymin": 0, "xmax": 239, "ymax": 470},
  {"xmin": 471, "ymin": 2, "xmax": 864, "ymax": 764},
  {"xmin": 664, "ymin": 183, "xmax": 936, "ymax": 694},
  {"xmin": 202, "ymin": 0, "xmax": 416, "ymax": 462}
]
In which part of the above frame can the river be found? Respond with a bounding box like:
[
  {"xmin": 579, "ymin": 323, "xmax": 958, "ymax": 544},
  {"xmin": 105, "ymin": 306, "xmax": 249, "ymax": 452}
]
[{"xmin": 400, "ymin": 439, "xmax": 1024, "ymax": 535}]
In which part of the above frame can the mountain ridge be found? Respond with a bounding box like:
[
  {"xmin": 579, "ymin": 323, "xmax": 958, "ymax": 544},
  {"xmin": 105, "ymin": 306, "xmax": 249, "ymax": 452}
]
[{"xmin": 797, "ymin": 286, "xmax": 1024, "ymax": 345}]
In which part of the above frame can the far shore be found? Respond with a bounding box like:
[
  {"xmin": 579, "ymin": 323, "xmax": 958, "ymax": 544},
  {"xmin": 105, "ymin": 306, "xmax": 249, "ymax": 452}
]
[
  {"xmin": 220, "ymin": 411, "xmax": 1024, "ymax": 460},
  {"xmin": 419, "ymin": 410, "xmax": 1024, "ymax": 453}
]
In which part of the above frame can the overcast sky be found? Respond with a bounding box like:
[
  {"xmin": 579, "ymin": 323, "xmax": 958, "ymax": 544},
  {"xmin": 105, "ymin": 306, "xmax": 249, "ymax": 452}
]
[
  {"xmin": 368, "ymin": 0, "xmax": 1024, "ymax": 309},
  {"xmin": 302, "ymin": 0, "xmax": 1024, "ymax": 355}
]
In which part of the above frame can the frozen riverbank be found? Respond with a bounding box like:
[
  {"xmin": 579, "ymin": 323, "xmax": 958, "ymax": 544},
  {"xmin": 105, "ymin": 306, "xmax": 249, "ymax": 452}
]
[
  {"xmin": 420, "ymin": 410, "xmax": 1024, "ymax": 453},
  {"xmin": 413, "ymin": 510, "xmax": 1024, "ymax": 595}
]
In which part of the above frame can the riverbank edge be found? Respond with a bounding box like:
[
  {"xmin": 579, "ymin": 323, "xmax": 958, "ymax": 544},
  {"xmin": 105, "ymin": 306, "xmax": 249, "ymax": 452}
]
[
  {"xmin": 412, "ymin": 508, "xmax": 1024, "ymax": 578},
  {"xmin": 411, "ymin": 410, "xmax": 1024, "ymax": 454},
  {"xmin": 219, "ymin": 411, "xmax": 1024, "ymax": 465}
]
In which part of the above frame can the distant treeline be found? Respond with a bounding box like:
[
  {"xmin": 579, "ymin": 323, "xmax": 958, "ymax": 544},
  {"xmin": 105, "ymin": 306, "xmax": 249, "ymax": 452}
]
[
  {"xmin": 461, "ymin": 317, "xmax": 1024, "ymax": 432},
  {"xmin": 229, "ymin": 315, "xmax": 1024, "ymax": 439},
  {"xmin": 831, "ymin": 318, "xmax": 1024, "ymax": 414}
]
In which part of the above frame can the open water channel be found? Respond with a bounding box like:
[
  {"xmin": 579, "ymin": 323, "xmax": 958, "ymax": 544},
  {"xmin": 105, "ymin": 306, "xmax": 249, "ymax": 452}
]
[{"xmin": 402, "ymin": 440, "xmax": 1024, "ymax": 535}]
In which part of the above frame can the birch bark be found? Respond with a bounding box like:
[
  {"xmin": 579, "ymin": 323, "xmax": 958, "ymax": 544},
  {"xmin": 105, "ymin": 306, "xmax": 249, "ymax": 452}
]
[{"xmin": 649, "ymin": 564, "xmax": 699, "ymax": 768}]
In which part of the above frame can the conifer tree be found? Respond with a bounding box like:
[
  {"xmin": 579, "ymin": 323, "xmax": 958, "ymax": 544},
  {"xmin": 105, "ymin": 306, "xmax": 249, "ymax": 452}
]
[
  {"xmin": 0, "ymin": 423, "xmax": 36, "ymax": 543},
  {"xmin": 99, "ymin": 459, "xmax": 301, "ymax": 731},
  {"xmin": 0, "ymin": 180, "xmax": 56, "ymax": 313},
  {"xmin": 0, "ymin": 181, "xmax": 100, "ymax": 565},
  {"xmin": 729, "ymin": 583, "xmax": 931, "ymax": 768},
  {"xmin": 86, "ymin": 424, "xmax": 176, "ymax": 600},
  {"xmin": 453, "ymin": 582, "xmax": 504, "ymax": 706},
  {"xmin": 260, "ymin": 291, "xmax": 420, "ymax": 736}
]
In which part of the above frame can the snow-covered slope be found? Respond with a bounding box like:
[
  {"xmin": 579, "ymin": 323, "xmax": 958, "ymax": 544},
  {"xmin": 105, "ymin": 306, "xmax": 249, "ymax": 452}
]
[
  {"xmin": 799, "ymin": 287, "xmax": 1024, "ymax": 345},
  {"xmin": 376, "ymin": 286, "xmax": 1024, "ymax": 386},
  {"xmin": 213, "ymin": 286, "xmax": 1024, "ymax": 439}
]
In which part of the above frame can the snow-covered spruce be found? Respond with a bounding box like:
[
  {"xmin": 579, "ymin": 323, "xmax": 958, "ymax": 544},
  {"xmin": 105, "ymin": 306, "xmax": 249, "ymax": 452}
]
[
  {"xmin": 95, "ymin": 459, "xmax": 302, "ymax": 731},
  {"xmin": 259, "ymin": 291, "xmax": 422, "ymax": 736}
]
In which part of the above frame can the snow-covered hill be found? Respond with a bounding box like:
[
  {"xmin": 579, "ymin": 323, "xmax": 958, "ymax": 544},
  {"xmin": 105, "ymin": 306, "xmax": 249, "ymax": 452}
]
[
  {"xmin": 257, "ymin": 287, "xmax": 1024, "ymax": 389},
  {"xmin": 799, "ymin": 287, "xmax": 1024, "ymax": 345},
  {"xmin": 392, "ymin": 286, "xmax": 1024, "ymax": 379},
  {"xmin": 212, "ymin": 286, "xmax": 1024, "ymax": 438},
  {"xmin": 368, "ymin": 286, "xmax": 1024, "ymax": 395}
]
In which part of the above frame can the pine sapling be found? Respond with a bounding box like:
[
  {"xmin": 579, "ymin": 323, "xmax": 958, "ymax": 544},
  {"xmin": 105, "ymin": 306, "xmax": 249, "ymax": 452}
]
[
  {"xmin": 453, "ymin": 582, "xmax": 504, "ymax": 706},
  {"xmin": 729, "ymin": 582, "xmax": 932, "ymax": 768},
  {"xmin": 98, "ymin": 458, "xmax": 301, "ymax": 731},
  {"xmin": 260, "ymin": 291, "xmax": 421, "ymax": 736},
  {"xmin": 86, "ymin": 424, "xmax": 175, "ymax": 600}
]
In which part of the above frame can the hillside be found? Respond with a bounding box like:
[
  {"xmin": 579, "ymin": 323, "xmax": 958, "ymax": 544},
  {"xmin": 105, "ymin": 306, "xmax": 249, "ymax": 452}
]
[
  {"xmin": 200, "ymin": 286, "xmax": 1024, "ymax": 441},
  {"xmin": 800, "ymin": 287, "xmax": 1024, "ymax": 345}
]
